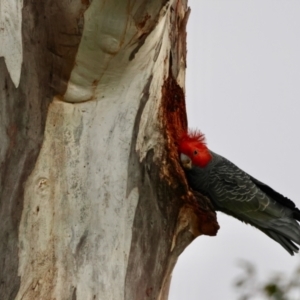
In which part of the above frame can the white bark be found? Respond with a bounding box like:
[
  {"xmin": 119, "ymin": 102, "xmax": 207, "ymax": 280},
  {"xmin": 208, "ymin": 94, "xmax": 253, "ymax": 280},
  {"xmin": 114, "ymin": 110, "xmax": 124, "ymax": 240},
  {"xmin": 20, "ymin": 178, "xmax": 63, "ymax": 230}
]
[
  {"xmin": 0, "ymin": 0, "xmax": 23, "ymax": 87},
  {"xmin": 17, "ymin": 1, "xmax": 189, "ymax": 299},
  {"xmin": 17, "ymin": 99, "xmax": 139, "ymax": 299}
]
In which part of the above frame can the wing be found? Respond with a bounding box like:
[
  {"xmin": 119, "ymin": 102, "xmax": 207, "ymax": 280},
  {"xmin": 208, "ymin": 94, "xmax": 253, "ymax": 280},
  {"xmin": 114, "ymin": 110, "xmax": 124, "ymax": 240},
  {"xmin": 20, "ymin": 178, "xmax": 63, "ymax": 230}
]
[
  {"xmin": 206, "ymin": 156, "xmax": 300, "ymax": 255},
  {"xmin": 249, "ymin": 175, "xmax": 300, "ymax": 221},
  {"xmin": 207, "ymin": 159, "xmax": 272, "ymax": 220}
]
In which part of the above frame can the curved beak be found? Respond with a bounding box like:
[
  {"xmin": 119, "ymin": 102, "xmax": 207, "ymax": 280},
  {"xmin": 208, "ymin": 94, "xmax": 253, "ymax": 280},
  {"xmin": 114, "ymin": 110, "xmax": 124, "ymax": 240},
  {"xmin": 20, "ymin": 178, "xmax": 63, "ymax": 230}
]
[{"xmin": 180, "ymin": 153, "xmax": 192, "ymax": 170}]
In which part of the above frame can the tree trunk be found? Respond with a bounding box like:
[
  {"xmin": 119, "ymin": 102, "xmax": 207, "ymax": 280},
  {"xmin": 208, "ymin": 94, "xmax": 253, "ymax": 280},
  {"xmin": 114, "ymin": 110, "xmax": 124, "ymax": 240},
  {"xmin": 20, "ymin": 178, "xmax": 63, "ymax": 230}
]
[{"xmin": 0, "ymin": 0, "xmax": 219, "ymax": 299}]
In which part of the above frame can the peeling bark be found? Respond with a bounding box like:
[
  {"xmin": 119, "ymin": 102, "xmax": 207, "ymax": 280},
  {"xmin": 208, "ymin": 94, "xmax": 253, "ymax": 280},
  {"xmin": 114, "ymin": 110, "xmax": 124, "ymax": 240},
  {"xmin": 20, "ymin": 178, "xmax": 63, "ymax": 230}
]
[{"xmin": 0, "ymin": 0, "xmax": 218, "ymax": 299}]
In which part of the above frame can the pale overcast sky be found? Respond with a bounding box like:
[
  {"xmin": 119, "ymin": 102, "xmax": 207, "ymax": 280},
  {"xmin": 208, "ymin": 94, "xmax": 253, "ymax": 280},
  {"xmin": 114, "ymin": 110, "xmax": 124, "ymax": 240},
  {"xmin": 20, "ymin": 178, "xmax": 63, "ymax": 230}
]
[{"xmin": 169, "ymin": 1, "xmax": 300, "ymax": 299}]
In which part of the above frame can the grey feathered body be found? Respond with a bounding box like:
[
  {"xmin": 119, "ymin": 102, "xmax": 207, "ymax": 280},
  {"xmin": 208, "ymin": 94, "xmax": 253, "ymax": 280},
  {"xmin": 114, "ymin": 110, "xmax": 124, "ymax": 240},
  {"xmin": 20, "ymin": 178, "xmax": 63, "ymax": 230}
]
[{"xmin": 185, "ymin": 151, "xmax": 300, "ymax": 255}]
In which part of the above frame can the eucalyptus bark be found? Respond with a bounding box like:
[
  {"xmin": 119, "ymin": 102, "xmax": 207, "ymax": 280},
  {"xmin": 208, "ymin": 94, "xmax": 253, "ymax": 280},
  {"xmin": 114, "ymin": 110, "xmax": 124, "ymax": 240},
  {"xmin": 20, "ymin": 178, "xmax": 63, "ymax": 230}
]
[{"xmin": 0, "ymin": 1, "xmax": 218, "ymax": 299}]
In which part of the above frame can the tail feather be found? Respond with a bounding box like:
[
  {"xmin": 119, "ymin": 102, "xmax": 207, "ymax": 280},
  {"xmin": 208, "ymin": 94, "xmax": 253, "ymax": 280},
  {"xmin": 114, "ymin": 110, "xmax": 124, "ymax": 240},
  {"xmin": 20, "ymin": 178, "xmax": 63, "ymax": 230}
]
[
  {"xmin": 269, "ymin": 218, "xmax": 300, "ymax": 245},
  {"xmin": 265, "ymin": 230, "xmax": 299, "ymax": 255},
  {"xmin": 259, "ymin": 217, "xmax": 300, "ymax": 255}
]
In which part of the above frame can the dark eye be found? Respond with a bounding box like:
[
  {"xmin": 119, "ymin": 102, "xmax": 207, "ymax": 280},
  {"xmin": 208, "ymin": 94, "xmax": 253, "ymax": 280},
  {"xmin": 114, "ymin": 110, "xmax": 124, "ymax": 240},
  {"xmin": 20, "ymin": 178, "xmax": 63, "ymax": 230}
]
[{"xmin": 193, "ymin": 150, "xmax": 198, "ymax": 155}]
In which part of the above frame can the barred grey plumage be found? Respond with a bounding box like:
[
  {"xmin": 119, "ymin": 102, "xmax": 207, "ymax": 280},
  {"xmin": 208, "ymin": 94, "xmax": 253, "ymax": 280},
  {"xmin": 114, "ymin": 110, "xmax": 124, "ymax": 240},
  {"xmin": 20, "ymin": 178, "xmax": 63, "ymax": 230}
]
[{"xmin": 181, "ymin": 151, "xmax": 300, "ymax": 255}]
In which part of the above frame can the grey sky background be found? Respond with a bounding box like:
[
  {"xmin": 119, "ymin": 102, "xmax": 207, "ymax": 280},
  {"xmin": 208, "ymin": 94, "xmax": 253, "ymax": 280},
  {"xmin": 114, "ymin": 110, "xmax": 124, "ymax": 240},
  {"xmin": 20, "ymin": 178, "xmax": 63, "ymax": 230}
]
[{"xmin": 169, "ymin": 1, "xmax": 300, "ymax": 299}]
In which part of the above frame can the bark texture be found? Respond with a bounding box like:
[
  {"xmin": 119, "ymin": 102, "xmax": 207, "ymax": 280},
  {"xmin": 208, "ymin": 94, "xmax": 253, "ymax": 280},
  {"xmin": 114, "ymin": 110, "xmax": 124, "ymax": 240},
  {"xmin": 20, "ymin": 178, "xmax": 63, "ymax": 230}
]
[
  {"xmin": 0, "ymin": 0, "xmax": 86, "ymax": 298},
  {"xmin": 0, "ymin": 1, "xmax": 219, "ymax": 299}
]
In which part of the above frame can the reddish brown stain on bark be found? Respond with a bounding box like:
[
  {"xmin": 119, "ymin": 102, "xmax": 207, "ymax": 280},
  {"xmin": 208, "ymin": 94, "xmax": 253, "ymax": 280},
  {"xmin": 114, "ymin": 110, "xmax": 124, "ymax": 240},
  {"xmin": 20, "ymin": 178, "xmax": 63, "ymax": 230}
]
[
  {"xmin": 190, "ymin": 191, "xmax": 220, "ymax": 236},
  {"xmin": 137, "ymin": 13, "xmax": 151, "ymax": 29},
  {"xmin": 160, "ymin": 72, "xmax": 187, "ymax": 185},
  {"xmin": 161, "ymin": 73, "xmax": 187, "ymax": 141},
  {"xmin": 81, "ymin": 0, "xmax": 90, "ymax": 6},
  {"xmin": 92, "ymin": 79, "xmax": 99, "ymax": 87},
  {"xmin": 146, "ymin": 287, "xmax": 153, "ymax": 297},
  {"xmin": 160, "ymin": 72, "xmax": 219, "ymax": 237}
]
